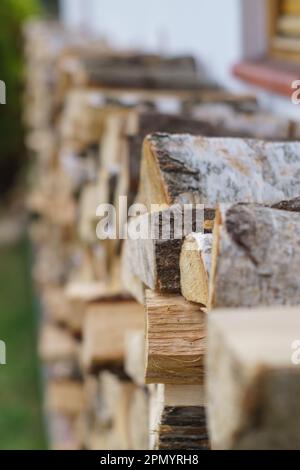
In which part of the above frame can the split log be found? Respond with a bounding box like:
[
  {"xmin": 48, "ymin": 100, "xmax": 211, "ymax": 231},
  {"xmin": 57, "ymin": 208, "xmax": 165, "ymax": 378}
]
[
  {"xmin": 59, "ymin": 145, "xmax": 98, "ymax": 194},
  {"xmin": 129, "ymin": 387, "xmax": 149, "ymax": 450},
  {"xmin": 124, "ymin": 330, "xmax": 145, "ymax": 386},
  {"xmin": 140, "ymin": 134, "xmax": 300, "ymax": 210},
  {"xmin": 59, "ymin": 90, "xmax": 116, "ymax": 151},
  {"xmin": 65, "ymin": 53, "xmax": 217, "ymax": 91},
  {"xmin": 145, "ymin": 290, "xmax": 206, "ymax": 384},
  {"xmin": 125, "ymin": 206, "xmax": 206, "ymax": 294},
  {"xmin": 180, "ymin": 233, "xmax": 212, "ymax": 306},
  {"xmin": 45, "ymin": 380, "xmax": 85, "ymax": 418},
  {"xmin": 99, "ymin": 371, "xmax": 136, "ymax": 450},
  {"xmin": 67, "ymin": 245, "xmax": 107, "ymax": 285},
  {"xmin": 149, "ymin": 384, "xmax": 209, "ymax": 450},
  {"xmin": 209, "ymin": 203, "xmax": 300, "ymax": 309},
  {"xmin": 207, "ymin": 306, "xmax": 300, "ymax": 449},
  {"xmin": 78, "ymin": 184, "xmax": 102, "ymax": 243},
  {"xmin": 191, "ymin": 102, "xmax": 292, "ymax": 140},
  {"xmin": 39, "ymin": 324, "xmax": 78, "ymax": 364},
  {"xmin": 121, "ymin": 238, "xmax": 145, "ymax": 304},
  {"xmin": 41, "ymin": 287, "xmax": 71, "ymax": 326},
  {"xmin": 64, "ymin": 281, "xmax": 129, "ymax": 335},
  {"xmin": 271, "ymin": 195, "xmax": 300, "ymax": 212},
  {"xmin": 45, "ymin": 361, "xmax": 81, "ymax": 383},
  {"xmin": 81, "ymin": 301, "xmax": 144, "ymax": 373},
  {"xmin": 47, "ymin": 412, "xmax": 81, "ymax": 450},
  {"xmin": 125, "ymin": 111, "xmax": 245, "ymax": 207}
]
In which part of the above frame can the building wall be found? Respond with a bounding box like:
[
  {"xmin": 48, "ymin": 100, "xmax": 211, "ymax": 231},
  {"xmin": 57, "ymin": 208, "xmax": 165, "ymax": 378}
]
[
  {"xmin": 59, "ymin": 0, "xmax": 299, "ymax": 118},
  {"xmin": 60, "ymin": 0, "xmax": 248, "ymax": 87}
]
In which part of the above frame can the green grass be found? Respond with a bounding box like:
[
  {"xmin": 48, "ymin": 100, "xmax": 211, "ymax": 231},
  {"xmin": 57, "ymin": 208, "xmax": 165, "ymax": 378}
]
[{"xmin": 0, "ymin": 237, "xmax": 46, "ymax": 449}]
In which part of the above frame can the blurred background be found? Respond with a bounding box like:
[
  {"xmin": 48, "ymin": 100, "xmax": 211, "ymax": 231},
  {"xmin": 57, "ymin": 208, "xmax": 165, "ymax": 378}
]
[{"xmin": 0, "ymin": 0, "xmax": 299, "ymax": 450}]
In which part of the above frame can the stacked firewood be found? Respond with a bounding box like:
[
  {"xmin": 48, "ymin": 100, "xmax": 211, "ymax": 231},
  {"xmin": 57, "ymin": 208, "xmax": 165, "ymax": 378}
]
[{"xmin": 24, "ymin": 20, "xmax": 300, "ymax": 450}]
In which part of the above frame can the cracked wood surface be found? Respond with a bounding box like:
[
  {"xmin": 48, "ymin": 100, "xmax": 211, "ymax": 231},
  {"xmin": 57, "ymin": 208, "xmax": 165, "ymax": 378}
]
[
  {"xmin": 141, "ymin": 134, "xmax": 300, "ymax": 209},
  {"xmin": 209, "ymin": 203, "xmax": 300, "ymax": 308},
  {"xmin": 145, "ymin": 290, "xmax": 206, "ymax": 384}
]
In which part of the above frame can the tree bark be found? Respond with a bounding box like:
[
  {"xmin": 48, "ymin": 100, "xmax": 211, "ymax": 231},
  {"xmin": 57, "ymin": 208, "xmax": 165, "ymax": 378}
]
[
  {"xmin": 125, "ymin": 206, "xmax": 206, "ymax": 293},
  {"xmin": 141, "ymin": 134, "xmax": 300, "ymax": 210},
  {"xmin": 149, "ymin": 384, "xmax": 209, "ymax": 450},
  {"xmin": 209, "ymin": 203, "xmax": 300, "ymax": 308},
  {"xmin": 271, "ymin": 195, "xmax": 300, "ymax": 212}
]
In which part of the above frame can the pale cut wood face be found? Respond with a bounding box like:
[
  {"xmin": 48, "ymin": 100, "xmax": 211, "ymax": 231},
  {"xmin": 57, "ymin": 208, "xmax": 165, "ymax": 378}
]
[
  {"xmin": 82, "ymin": 301, "xmax": 144, "ymax": 373},
  {"xmin": 145, "ymin": 290, "xmax": 206, "ymax": 385},
  {"xmin": 207, "ymin": 306, "xmax": 300, "ymax": 450}
]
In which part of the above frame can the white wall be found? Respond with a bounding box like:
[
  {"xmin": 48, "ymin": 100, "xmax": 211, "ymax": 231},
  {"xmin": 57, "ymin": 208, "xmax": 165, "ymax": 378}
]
[
  {"xmin": 92, "ymin": 0, "xmax": 244, "ymax": 87},
  {"xmin": 60, "ymin": 0, "xmax": 300, "ymax": 118},
  {"xmin": 60, "ymin": 0, "xmax": 247, "ymax": 87}
]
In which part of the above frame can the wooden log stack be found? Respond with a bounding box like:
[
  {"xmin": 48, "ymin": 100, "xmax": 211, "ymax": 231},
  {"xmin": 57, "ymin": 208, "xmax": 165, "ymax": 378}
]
[{"xmin": 24, "ymin": 20, "xmax": 300, "ymax": 450}]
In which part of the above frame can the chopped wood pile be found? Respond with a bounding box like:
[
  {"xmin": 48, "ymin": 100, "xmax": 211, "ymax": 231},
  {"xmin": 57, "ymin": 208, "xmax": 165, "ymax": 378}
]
[{"xmin": 24, "ymin": 20, "xmax": 300, "ymax": 450}]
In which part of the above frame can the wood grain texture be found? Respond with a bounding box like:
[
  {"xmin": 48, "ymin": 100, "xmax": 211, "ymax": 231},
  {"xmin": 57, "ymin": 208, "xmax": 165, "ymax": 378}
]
[
  {"xmin": 145, "ymin": 290, "xmax": 206, "ymax": 384},
  {"xmin": 207, "ymin": 306, "xmax": 300, "ymax": 449},
  {"xmin": 180, "ymin": 233, "xmax": 212, "ymax": 306}
]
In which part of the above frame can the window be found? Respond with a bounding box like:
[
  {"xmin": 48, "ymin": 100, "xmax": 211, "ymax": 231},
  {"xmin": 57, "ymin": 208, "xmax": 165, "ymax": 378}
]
[{"xmin": 269, "ymin": 0, "xmax": 300, "ymax": 62}]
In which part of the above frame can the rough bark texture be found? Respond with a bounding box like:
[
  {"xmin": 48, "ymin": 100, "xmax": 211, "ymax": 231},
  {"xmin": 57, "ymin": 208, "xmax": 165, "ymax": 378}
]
[
  {"xmin": 127, "ymin": 111, "xmax": 252, "ymax": 206},
  {"xmin": 145, "ymin": 290, "xmax": 206, "ymax": 384},
  {"xmin": 209, "ymin": 203, "xmax": 300, "ymax": 309},
  {"xmin": 142, "ymin": 134, "xmax": 300, "ymax": 210},
  {"xmin": 149, "ymin": 384, "xmax": 209, "ymax": 450},
  {"xmin": 271, "ymin": 196, "xmax": 300, "ymax": 212},
  {"xmin": 207, "ymin": 306, "xmax": 300, "ymax": 450},
  {"xmin": 126, "ymin": 206, "xmax": 206, "ymax": 294},
  {"xmin": 129, "ymin": 387, "xmax": 149, "ymax": 450}
]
